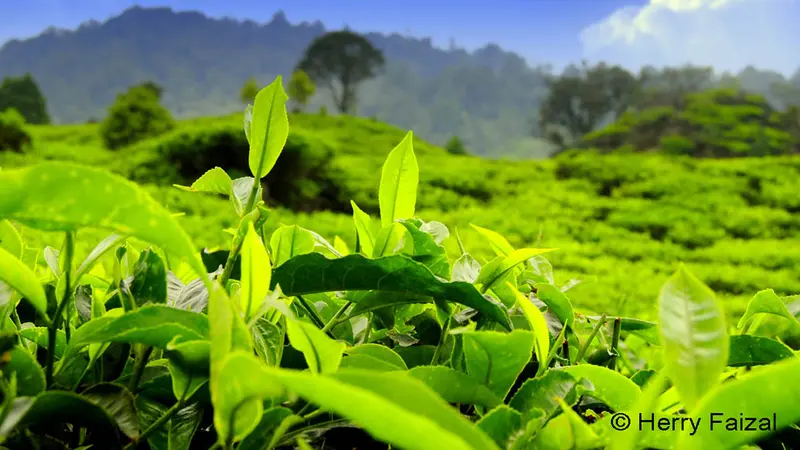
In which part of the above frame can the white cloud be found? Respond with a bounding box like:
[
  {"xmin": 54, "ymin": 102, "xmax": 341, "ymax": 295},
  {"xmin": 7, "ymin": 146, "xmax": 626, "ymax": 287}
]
[{"xmin": 580, "ymin": 0, "xmax": 800, "ymax": 75}]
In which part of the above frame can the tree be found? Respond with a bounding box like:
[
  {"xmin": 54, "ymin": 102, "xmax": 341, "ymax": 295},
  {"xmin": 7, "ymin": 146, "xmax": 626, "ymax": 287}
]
[
  {"xmin": 537, "ymin": 62, "xmax": 639, "ymax": 149},
  {"xmin": 286, "ymin": 70, "xmax": 316, "ymax": 112},
  {"xmin": 634, "ymin": 65, "xmax": 715, "ymax": 109},
  {"xmin": 100, "ymin": 83, "xmax": 175, "ymax": 150},
  {"xmin": 296, "ymin": 30, "xmax": 385, "ymax": 114},
  {"xmin": 240, "ymin": 77, "xmax": 259, "ymax": 105},
  {"xmin": 444, "ymin": 136, "xmax": 468, "ymax": 155},
  {"xmin": 0, "ymin": 74, "xmax": 51, "ymax": 124},
  {"xmin": 0, "ymin": 108, "xmax": 32, "ymax": 153}
]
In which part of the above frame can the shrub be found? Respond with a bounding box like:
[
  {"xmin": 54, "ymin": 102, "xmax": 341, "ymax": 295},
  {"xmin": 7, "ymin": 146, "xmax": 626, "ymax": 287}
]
[
  {"xmin": 0, "ymin": 107, "xmax": 32, "ymax": 152},
  {"xmin": 444, "ymin": 135, "xmax": 468, "ymax": 155},
  {"xmin": 2, "ymin": 76, "xmax": 800, "ymax": 450},
  {"xmin": 100, "ymin": 84, "xmax": 175, "ymax": 150},
  {"xmin": 156, "ymin": 123, "xmax": 342, "ymax": 211}
]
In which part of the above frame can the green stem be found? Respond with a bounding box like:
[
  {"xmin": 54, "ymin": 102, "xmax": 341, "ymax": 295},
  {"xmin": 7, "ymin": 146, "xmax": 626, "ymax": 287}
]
[
  {"xmin": 574, "ymin": 314, "xmax": 607, "ymax": 364},
  {"xmin": 609, "ymin": 317, "xmax": 622, "ymax": 371},
  {"xmin": 295, "ymin": 295, "xmax": 327, "ymax": 330},
  {"xmin": 46, "ymin": 231, "xmax": 74, "ymax": 388},
  {"xmin": 122, "ymin": 399, "xmax": 183, "ymax": 450},
  {"xmin": 362, "ymin": 313, "xmax": 373, "ymax": 343},
  {"xmin": 430, "ymin": 316, "xmax": 452, "ymax": 365},
  {"xmin": 72, "ymin": 363, "xmax": 92, "ymax": 391},
  {"xmin": 321, "ymin": 301, "xmax": 352, "ymax": 334},
  {"xmin": 128, "ymin": 346, "xmax": 154, "ymax": 393}
]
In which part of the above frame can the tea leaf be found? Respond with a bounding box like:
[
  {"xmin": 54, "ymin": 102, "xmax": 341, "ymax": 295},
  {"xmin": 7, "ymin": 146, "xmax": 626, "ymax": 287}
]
[
  {"xmin": 727, "ymin": 335, "xmax": 795, "ymax": 367},
  {"xmin": 529, "ymin": 398, "xmax": 602, "ymax": 450},
  {"xmin": 268, "ymin": 367, "xmax": 500, "ymax": 450},
  {"xmin": 510, "ymin": 283, "xmax": 550, "ymax": 365},
  {"xmin": 372, "ymin": 222, "xmax": 410, "ymax": 258},
  {"xmin": 351, "ymin": 200, "xmax": 375, "ymax": 256},
  {"xmin": 0, "ymin": 162, "xmax": 207, "ymax": 280},
  {"xmin": 532, "ymin": 283, "xmax": 575, "ymax": 328},
  {"xmin": 286, "ymin": 318, "xmax": 346, "ymax": 374},
  {"xmin": 213, "ymin": 351, "xmax": 283, "ymax": 444},
  {"xmin": 241, "ymin": 222, "xmax": 271, "ymax": 321},
  {"xmin": 406, "ymin": 366, "xmax": 503, "ymax": 408},
  {"xmin": 508, "ymin": 370, "xmax": 589, "ymax": 420},
  {"xmin": 678, "ymin": 357, "xmax": 800, "ymax": 449},
  {"xmin": 462, "ymin": 330, "xmax": 535, "ymax": 399},
  {"xmin": 231, "ymin": 177, "xmax": 262, "ymax": 216},
  {"xmin": 379, "ymin": 131, "xmax": 418, "ymax": 227},
  {"xmin": 0, "ymin": 220, "xmax": 21, "ymax": 258},
  {"xmin": 174, "ymin": 167, "xmax": 232, "ymax": 196},
  {"xmin": 470, "ymin": 224, "xmax": 514, "ymax": 256},
  {"xmin": 270, "ymin": 225, "xmax": 315, "ymax": 267},
  {"xmin": 6, "ymin": 347, "xmax": 46, "ymax": 397},
  {"xmin": 345, "ymin": 344, "xmax": 407, "ymax": 370},
  {"xmin": 249, "ymin": 77, "xmax": 289, "ymax": 179},
  {"xmin": 658, "ymin": 265, "xmax": 729, "ymax": 411},
  {"xmin": 399, "ymin": 219, "xmax": 450, "ymax": 279},
  {"xmin": 476, "ymin": 405, "xmax": 523, "ymax": 449},
  {"xmin": 476, "ymin": 248, "xmax": 558, "ymax": 304},
  {"xmin": 16, "ymin": 391, "xmax": 132, "ymax": 445},
  {"xmin": 81, "ymin": 383, "xmax": 140, "ymax": 440},
  {"xmin": 135, "ymin": 397, "xmax": 202, "ymax": 450},
  {"xmin": 737, "ymin": 289, "xmax": 800, "ymax": 332},
  {"xmin": 272, "ymin": 253, "xmax": 511, "ymax": 330},
  {"xmin": 75, "ymin": 233, "xmax": 126, "ymax": 283},
  {"xmin": 452, "ymin": 253, "xmax": 481, "ymax": 284},
  {"xmin": 0, "ymin": 246, "xmax": 48, "ymax": 321},
  {"xmin": 555, "ymin": 365, "xmax": 641, "ymax": 411},
  {"xmin": 237, "ymin": 406, "xmax": 295, "ymax": 450},
  {"xmin": 129, "ymin": 249, "xmax": 168, "ymax": 306}
]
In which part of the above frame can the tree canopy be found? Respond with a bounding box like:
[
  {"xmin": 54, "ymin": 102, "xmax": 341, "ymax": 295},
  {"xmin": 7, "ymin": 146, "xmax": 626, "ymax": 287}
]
[
  {"xmin": 296, "ymin": 30, "xmax": 385, "ymax": 114},
  {"xmin": 0, "ymin": 73, "xmax": 50, "ymax": 124}
]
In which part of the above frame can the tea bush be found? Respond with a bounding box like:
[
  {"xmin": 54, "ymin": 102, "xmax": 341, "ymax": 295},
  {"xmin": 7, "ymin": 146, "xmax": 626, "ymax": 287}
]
[
  {"xmin": 2, "ymin": 76, "xmax": 800, "ymax": 450},
  {"xmin": 100, "ymin": 84, "xmax": 175, "ymax": 150},
  {"xmin": 0, "ymin": 108, "xmax": 31, "ymax": 153}
]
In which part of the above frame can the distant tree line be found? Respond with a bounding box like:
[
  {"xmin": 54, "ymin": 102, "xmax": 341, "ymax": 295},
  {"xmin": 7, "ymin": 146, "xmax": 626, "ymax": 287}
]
[{"xmin": 2, "ymin": 28, "xmax": 799, "ymax": 158}]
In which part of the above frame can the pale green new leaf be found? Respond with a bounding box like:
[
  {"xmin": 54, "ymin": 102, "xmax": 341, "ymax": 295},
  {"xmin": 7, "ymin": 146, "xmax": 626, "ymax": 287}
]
[
  {"xmin": 679, "ymin": 357, "xmax": 800, "ymax": 449},
  {"xmin": 249, "ymin": 77, "xmax": 289, "ymax": 179},
  {"xmin": 173, "ymin": 167, "xmax": 233, "ymax": 196},
  {"xmin": 0, "ymin": 219, "xmax": 22, "ymax": 258},
  {"xmin": 0, "ymin": 162, "xmax": 207, "ymax": 281},
  {"xmin": 555, "ymin": 365, "xmax": 641, "ymax": 411},
  {"xmin": 351, "ymin": 200, "xmax": 375, "ymax": 256},
  {"xmin": 737, "ymin": 289, "xmax": 800, "ymax": 332},
  {"xmin": 270, "ymin": 225, "xmax": 315, "ymax": 267},
  {"xmin": 0, "ymin": 245, "xmax": 48, "ymax": 321},
  {"xmin": 286, "ymin": 318, "xmax": 346, "ymax": 374},
  {"xmin": 510, "ymin": 283, "xmax": 550, "ymax": 365},
  {"xmin": 241, "ymin": 222, "xmax": 271, "ymax": 321},
  {"xmin": 470, "ymin": 224, "xmax": 514, "ymax": 256},
  {"xmin": 658, "ymin": 265, "xmax": 729, "ymax": 411},
  {"xmin": 266, "ymin": 367, "xmax": 501, "ymax": 450},
  {"xmin": 379, "ymin": 131, "xmax": 419, "ymax": 227}
]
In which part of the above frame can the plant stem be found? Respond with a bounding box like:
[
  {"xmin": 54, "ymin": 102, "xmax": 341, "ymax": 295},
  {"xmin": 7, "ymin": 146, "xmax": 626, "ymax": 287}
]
[
  {"xmin": 430, "ymin": 316, "xmax": 451, "ymax": 365},
  {"xmin": 295, "ymin": 295, "xmax": 327, "ymax": 330},
  {"xmin": 122, "ymin": 400, "xmax": 183, "ymax": 450},
  {"xmin": 45, "ymin": 231, "xmax": 74, "ymax": 388},
  {"xmin": 128, "ymin": 345, "xmax": 154, "ymax": 393},
  {"xmin": 574, "ymin": 314, "xmax": 607, "ymax": 363},
  {"xmin": 609, "ymin": 317, "xmax": 622, "ymax": 371},
  {"xmin": 321, "ymin": 301, "xmax": 352, "ymax": 334}
]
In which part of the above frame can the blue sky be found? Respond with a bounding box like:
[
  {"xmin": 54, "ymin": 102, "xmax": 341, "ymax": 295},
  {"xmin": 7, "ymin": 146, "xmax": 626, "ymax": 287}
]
[{"xmin": 1, "ymin": 0, "xmax": 798, "ymax": 75}]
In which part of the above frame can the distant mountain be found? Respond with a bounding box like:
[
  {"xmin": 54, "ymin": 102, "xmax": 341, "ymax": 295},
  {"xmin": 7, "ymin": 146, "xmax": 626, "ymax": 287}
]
[{"xmin": 1, "ymin": 6, "xmax": 798, "ymax": 157}]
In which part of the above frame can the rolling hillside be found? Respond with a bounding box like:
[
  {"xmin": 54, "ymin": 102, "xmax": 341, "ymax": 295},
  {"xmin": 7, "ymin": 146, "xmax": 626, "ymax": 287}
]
[{"xmin": 4, "ymin": 111, "xmax": 800, "ymax": 323}]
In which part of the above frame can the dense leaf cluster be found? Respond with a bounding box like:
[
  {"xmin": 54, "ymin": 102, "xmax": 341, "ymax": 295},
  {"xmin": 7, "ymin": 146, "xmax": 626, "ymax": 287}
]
[{"xmin": 1, "ymin": 77, "xmax": 800, "ymax": 450}]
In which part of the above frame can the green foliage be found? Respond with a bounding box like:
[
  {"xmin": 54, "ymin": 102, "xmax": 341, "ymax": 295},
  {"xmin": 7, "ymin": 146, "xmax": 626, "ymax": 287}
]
[
  {"xmin": 3, "ymin": 76, "xmax": 800, "ymax": 450},
  {"xmin": 286, "ymin": 70, "xmax": 316, "ymax": 112},
  {"xmin": 0, "ymin": 108, "xmax": 32, "ymax": 153},
  {"xmin": 445, "ymin": 135, "xmax": 468, "ymax": 155},
  {"xmin": 297, "ymin": 30, "xmax": 385, "ymax": 114},
  {"xmin": 583, "ymin": 88, "xmax": 800, "ymax": 157},
  {"xmin": 100, "ymin": 83, "xmax": 176, "ymax": 150},
  {"xmin": 0, "ymin": 73, "xmax": 50, "ymax": 124},
  {"xmin": 240, "ymin": 77, "xmax": 259, "ymax": 105}
]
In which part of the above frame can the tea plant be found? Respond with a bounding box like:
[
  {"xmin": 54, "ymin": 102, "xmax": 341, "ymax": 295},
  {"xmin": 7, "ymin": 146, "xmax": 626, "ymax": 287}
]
[{"xmin": 1, "ymin": 76, "xmax": 800, "ymax": 450}]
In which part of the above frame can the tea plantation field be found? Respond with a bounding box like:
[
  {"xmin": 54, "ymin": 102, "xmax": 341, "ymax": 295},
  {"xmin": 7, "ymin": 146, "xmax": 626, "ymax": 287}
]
[{"xmin": 4, "ymin": 111, "xmax": 800, "ymax": 321}]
